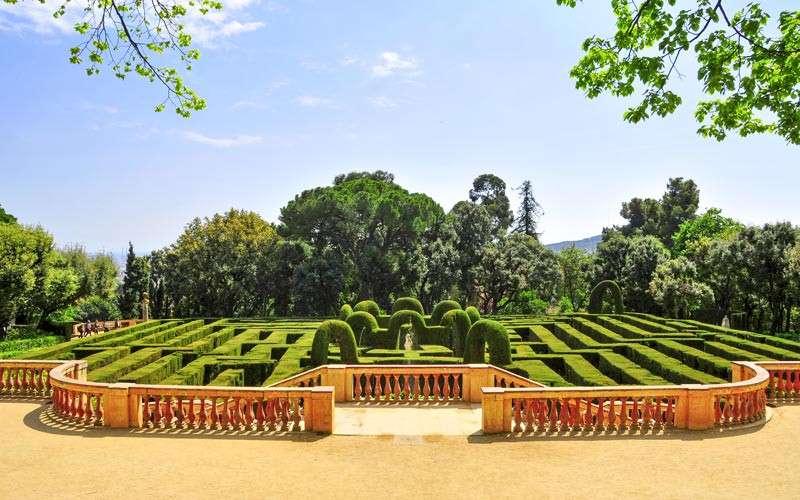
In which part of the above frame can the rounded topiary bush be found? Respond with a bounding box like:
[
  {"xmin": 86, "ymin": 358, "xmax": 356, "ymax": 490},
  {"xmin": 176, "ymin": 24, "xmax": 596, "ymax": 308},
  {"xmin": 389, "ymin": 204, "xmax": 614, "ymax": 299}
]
[
  {"xmin": 391, "ymin": 297, "xmax": 425, "ymax": 315},
  {"xmin": 339, "ymin": 304, "xmax": 353, "ymax": 320},
  {"xmin": 387, "ymin": 310, "xmax": 428, "ymax": 349},
  {"xmin": 465, "ymin": 306, "xmax": 481, "ymax": 324},
  {"xmin": 353, "ymin": 300, "xmax": 381, "ymax": 318},
  {"xmin": 440, "ymin": 309, "xmax": 472, "ymax": 357},
  {"xmin": 345, "ymin": 311, "xmax": 379, "ymax": 346},
  {"xmin": 311, "ymin": 320, "xmax": 359, "ymax": 366},
  {"xmin": 463, "ymin": 319, "xmax": 512, "ymax": 366},
  {"xmin": 429, "ymin": 300, "xmax": 462, "ymax": 326},
  {"xmin": 587, "ymin": 280, "xmax": 624, "ymax": 314}
]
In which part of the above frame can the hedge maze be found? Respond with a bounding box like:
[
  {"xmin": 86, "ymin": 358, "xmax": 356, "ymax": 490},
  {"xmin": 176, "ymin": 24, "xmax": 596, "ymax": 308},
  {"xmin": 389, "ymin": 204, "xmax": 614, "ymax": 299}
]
[{"xmin": 16, "ymin": 299, "xmax": 800, "ymax": 389}]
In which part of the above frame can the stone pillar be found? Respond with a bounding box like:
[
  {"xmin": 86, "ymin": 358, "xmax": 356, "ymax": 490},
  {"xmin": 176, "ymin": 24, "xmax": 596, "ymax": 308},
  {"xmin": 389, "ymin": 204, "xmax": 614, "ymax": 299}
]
[
  {"xmin": 685, "ymin": 385, "xmax": 713, "ymax": 430},
  {"xmin": 482, "ymin": 387, "xmax": 505, "ymax": 433},
  {"xmin": 326, "ymin": 365, "xmax": 348, "ymax": 402},
  {"xmin": 104, "ymin": 383, "xmax": 133, "ymax": 428},
  {"xmin": 467, "ymin": 364, "xmax": 490, "ymax": 403},
  {"xmin": 309, "ymin": 386, "xmax": 335, "ymax": 433}
]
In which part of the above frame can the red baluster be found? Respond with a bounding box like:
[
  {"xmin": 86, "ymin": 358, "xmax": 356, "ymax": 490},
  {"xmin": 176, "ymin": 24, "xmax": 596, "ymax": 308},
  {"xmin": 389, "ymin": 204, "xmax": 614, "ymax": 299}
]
[
  {"xmin": 422, "ymin": 374, "xmax": 430, "ymax": 399},
  {"xmin": 714, "ymin": 395, "xmax": 723, "ymax": 424},
  {"xmin": 232, "ymin": 397, "xmax": 242, "ymax": 428},
  {"xmin": 142, "ymin": 395, "xmax": 151, "ymax": 425},
  {"xmin": 354, "ymin": 374, "xmax": 362, "ymax": 400},
  {"xmin": 453, "ymin": 375, "xmax": 461, "ymax": 400},
  {"xmin": 175, "ymin": 396, "xmax": 184, "ymax": 426},
  {"xmin": 281, "ymin": 399, "xmax": 290, "ymax": 430},
  {"xmin": 596, "ymin": 398, "xmax": 605, "ymax": 429},
  {"xmin": 619, "ymin": 397, "xmax": 628, "ymax": 428},
  {"xmin": 559, "ymin": 398, "xmax": 570, "ymax": 429},
  {"xmin": 732, "ymin": 393, "xmax": 741, "ymax": 424},
  {"xmin": 583, "ymin": 399, "xmax": 593, "ymax": 431},
  {"xmin": 665, "ymin": 397, "xmax": 675, "ymax": 426},
  {"xmin": 513, "ymin": 399, "xmax": 522, "ymax": 432},
  {"xmin": 266, "ymin": 398, "xmax": 276, "ymax": 429},
  {"xmin": 292, "ymin": 397, "xmax": 302, "ymax": 431},
  {"xmin": 777, "ymin": 371, "xmax": 787, "ymax": 396},
  {"xmin": 95, "ymin": 394, "xmax": 103, "ymax": 425},
  {"xmin": 642, "ymin": 397, "xmax": 652, "ymax": 427},
  {"xmin": 373, "ymin": 375, "xmax": 382, "ymax": 400},
  {"xmin": 13, "ymin": 369, "xmax": 21, "ymax": 391},
  {"xmin": 443, "ymin": 374, "xmax": 451, "ymax": 400},
  {"xmin": 44, "ymin": 372, "xmax": 51, "ymax": 394},
  {"xmin": 165, "ymin": 396, "xmax": 175, "ymax": 426},
  {"xmin": 82, "ymin": 393, "xmax": 92, "ymax": 423},
  {"xmin": 245, "ymin": 398, "xmax": 254, "ymax": 428},
  {"xmin": 548, "ymin": 399, "xmax": 558, "ymax": 432},
  {"xmin": 433, "ymin": 375, "xmax": 441, "ymax": 400},
  {"xmin": 0, "ymin": 368, "xmax": 5, "ymax": 391},
  {"xmin": 793, "ymin": 371, "xmax": 800, "ymax": 397},
  {"xmin": 404, "ymin": 374, "xmax": 411, "ymax": 401},
  {"xmin": 631, "ymin": 398, "xmax": 639, "ymax": 428},
  {"xmin": 536, "ymin": 399, "xmax": 546, "ymax": 429},
  {"xmin": 607, "ymin": 397, "xmax": 617, "ymax": 429},
  {"xmin": 570, "ymin": 398, "xmax": 581, "ymax": 431},
  {"xmin": 391, "ymin": 375, "xmax": 399, "ymax": 401},
  {"xmin": 413, "ymin": 375, "xmax": 422, "ymax": 400},
  {"xmin": 722, "ymin": 394, "xmax": 731, "ymax": 425},
  {"xmin": 382, "ymin": 375, "xmax": 390, "ymax": 401},
  {"xmin": 153, "ymin": 395, "xmax": 163, "ymax": 426},
  {"xmin": 257, "ymin": 397, "xmax": 265, "ymax": 429},
  {"xmin": 366, "ymin": 375, "xmax": 375, "ymax": 399},
  {"xmin": 525, "ymin": 400, "xmax": 535, "ymax": 431},
  {"xmin": 654, "ymin": 397, "xmax": 664, "ymax": 427},
  {"xmin": 188, "ymin": 396, "xmax": 196, "ymax": 427},
  {"xmin": 35, "ymin": 369, "xmax": 43, "ymax": 393},
  {"xmin": 211, "ymin": 398, "xmax": 220, "ymax": 428}
]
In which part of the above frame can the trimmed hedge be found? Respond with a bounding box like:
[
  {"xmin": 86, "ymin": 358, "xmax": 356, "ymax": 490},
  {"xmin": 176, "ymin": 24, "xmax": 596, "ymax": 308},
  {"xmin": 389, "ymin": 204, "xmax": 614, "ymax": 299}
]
[
  {"xmin": 440, "ymin": 309, "xmax": 472, "ymax": 357},
  {"xmin": 88, "ymin": 347, "xmax": 163, "ymax": 383},
  {"xmin": 552, "ymin": 323, "xmax": 604, "ymax": 350},
  {"xmin": 311, "ymin": 320, "xmax": 359, "ymax": 366},
  {"xmin": 562, "ymin": 355, "xmax": 617, "ymax": 386},
  {"xmin": 353, "ymin": 300, "xmax": 381, "ymax": 318},
  {"xmin": 162, "ymin": 357, "xmax": 221, "ymax": 386},
  {"xmin": 624, "ymin": 345, "xmax": 726, "ymax": 385},
  {"xmin": 596, "ymin": 351, "xmax": 669, "ymax": 385},
  {"xmin": 528, "ymin": 325, "xmax": 572, "ymax": 353},
  {"xmin": 386, "ymin": 310, "xmax": 429, "ymax": 350},
  {"xmin": 429, "ymin": 300, "xmax": 462, "ymax": 326},
  {"xmin": 653, "ymin": 340, "xmax": 732, "ymax": 379},
  {"xmin": 588, "ymin": 280, "xmax": 624, "ymax": 314},
  {"xmin": 465, "ymin": 306, "xmax": 481, "ymax": 324},
  {"xmin": 704, "ymin": 341, "xmax": 772, "ymax": 362},
  {"xmin": 208, "ymin": 368, "xmax": 245, "ymax": 387},
  {"xmin": 89, "ymin": 321, "xmax": 180, "ymax": 348},
  {"xmin": 570, "ymin": 317, "xmax": 626, "ymax": 343},
  {"xmin": 119, "ymin": 353, "xmax": 183, "ymax": 384},
  {"xmin": 463, "ymin": 319, "xmax": 512, "ymax": 366},
  {"xmin": 391, "ymin": 297, "xmax": 425, "ymax": 315},
  {"xmin": 339, "ymin": 304, "xmax": 353, "ymax": 320},
  {"xmin": 346, "ymin": 311, "xmax": 379, "ymax": 346},
  {"xmin": 716, "ymin": 335, "xmax": 800, "ymax": 361},
  {"xmin": 83, "ymin": 346, "xmax": 131, "ymax": 371},
  {"xmin": 511, "ymin": 360, "xmax": 571, "ymax": 387},
  {"xmin": 615, "ymin": 315, "xmax": 677, "ymax": 334}
]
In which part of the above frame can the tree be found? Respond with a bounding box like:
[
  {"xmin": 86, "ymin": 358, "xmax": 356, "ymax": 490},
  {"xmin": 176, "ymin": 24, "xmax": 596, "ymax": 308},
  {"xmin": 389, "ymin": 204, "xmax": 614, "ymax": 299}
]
[
  {"xmin": 621, "ymin": 236, "xmax": 670, "ymax": 313},
  {"xmin": 512, "ymin": 180, "xmax": 543, "ymax": 239},
  {"xmin": 592, "ymin": 228, "xmax": 631, "ymax": 283},
  {"xmin": 169, "ymin": 209, "xmax": 278, "ymax": 317},
  {"xmin": 618, "ymin": 177, "xmax": 699, "ymax": 247},
  {"xmin": 672, "ymin": 207, "xmax": 743, "ymax": 257},
  {"xmin": 649, "ymin": 257, "xmax": 714, "ymax": 319},
  {"xmin": 558, "ymin": 1, "xmax": 800, "ymax": 144},
  {"xmin": 6, "ymin": 0, "xmax": 222, "ymax": 116},
  {"xmin": 450, "ymin": 201, "xmax": 493, "ymax": 304},
  {"xmin": 279, "ymin": 173, "xmax": 444, "ymax": 309},
  {"xmin": 290, "ymin": 248, "xmax": 346, "ymax": 316},
  {"xmin": 119, "ymin": 243, "xmax": 150, "ymax": 319},
  {"xmin": 0, "ymin": 204, "xmax": 17, "ymax": 225},
  {"xmin": 469, "ymin": 174, "xmax": 514, "ymax": 236},
  {"xmin": 558, "ymin": 244, "xmax": 592, "ymax": 310}
]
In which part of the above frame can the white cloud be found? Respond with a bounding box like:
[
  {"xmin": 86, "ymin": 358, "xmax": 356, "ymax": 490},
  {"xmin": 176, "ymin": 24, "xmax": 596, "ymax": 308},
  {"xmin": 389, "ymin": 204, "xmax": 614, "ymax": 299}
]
[
  {"xmin": 371, "ymin": 52, "xmax": 420, "ymax": 78},
  {"xmin": 76, "ymin": 100, "xmax": 119, "ymax": 114},
  {"xmin": 339, "ymin": 56, "xmax": 359, "ymax": 67},
  {"xmin": 230, "ymin": 98, "xmax": 270, "ymax": 110},
  {"xmin": 294, "ymin": 96, "xmax": 333, "ymax": 107},
  {"xmin": 0, "ymin": 0, "xmax": 78, "ymax": 34},
  {"xmin": 369, "ymin": 96, "xmax": 397, "ymax": 109},
  {"xmin": 181, "ymin": 131, "xmax": 262, "ymax": 147}
]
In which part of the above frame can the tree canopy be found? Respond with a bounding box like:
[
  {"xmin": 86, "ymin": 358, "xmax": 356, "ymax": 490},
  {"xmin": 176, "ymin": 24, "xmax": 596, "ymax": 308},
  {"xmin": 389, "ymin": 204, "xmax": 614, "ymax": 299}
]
[{"xmin": 559, "ymin": 1, "xmax": 800, "ymax": 144}]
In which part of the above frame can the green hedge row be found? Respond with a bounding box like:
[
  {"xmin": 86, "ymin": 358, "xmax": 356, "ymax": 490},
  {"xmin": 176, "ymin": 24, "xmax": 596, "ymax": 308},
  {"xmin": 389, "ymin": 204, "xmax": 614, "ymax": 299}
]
[
  {"xmin": 217, "ymin": 359, "xmax": 274, "ymax": 386},
  {"xmin": 134, "ymin": 320, "xmax": 205, "ymax": 345},
  {"xmin": 429, "ymin": 300, "xmax": 461, "ymax": 326},
  {"xmin": 614, "ymin": 314, "xmax": 677, "ymax": 334},
  {"xmin": 552, "ymin": 323, "xmax": 605, "ymax": 350},
  {"xmin": 623, "ymin": 345, "xmax": 726, "ymax": 385},
  {"xmin": 508, "ymin": 360, "xmax": 571, "ymax": 387},
  {"xmin": 119, "ymin": 353, "xmax": 184, "ymax": 385},
  {"xmin": 463, "ymin": 319, "xmax": 512, "ymax": 366},
  {"xmin": 595, "ymin": 316, "xmax": 652, "ymax": 339},
  {"xmin": 703, "ymin": 341, "xmax": 772, "ymax": 362},
  {"xmin": 210, "ymin": 330, "xmax": 261, "ymax": 356},
  {"xmin": 653, "ymin": 340, "xmax": 731, "ymax": 380},
  {"xmin": 528, "ymin": 325, "xmax": 572, "ymax": 353},
  {"xmin": 595, "ymin": 351, "xmax": 669, "ymax": 385},
  {"xmin": 82, "ymin": 346, "xmax": 131, "ymax": 371},
  {"xmin": 716, "ymin": 335, "xmax": 800, "ymax": 361},
  {"xmin": 208, "ymin": 368, "xmax": 244, "ymax": 387},
  {"xmin": 562, "ymin": 355, "xmax": 617, "ymax": 386},
  {"xmin": 162, "ymin": 357, "xmax": 221, "ymax": 386},
  {"xmin": 88, "ymin": 347, "xmax": 163, "ymax": 383},
  {"xmin": 89, "ymin": 320, "xmax": 178, "ymax": 348},
  {"xmin": 391, "ymin": 297, "xmax": 425, "ymax": 315},
  {"xmin": 570, "ymin": 317, "xmax": 626, "ymax": 343}
]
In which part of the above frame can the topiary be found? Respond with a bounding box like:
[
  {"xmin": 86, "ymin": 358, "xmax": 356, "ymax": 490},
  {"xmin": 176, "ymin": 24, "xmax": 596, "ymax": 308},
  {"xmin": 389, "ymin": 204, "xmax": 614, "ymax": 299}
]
[
  {"xmin": 463, "ymin": 319, "xmax": 512, "ymax": 366},
  {"xmin": 345, "ymin": 311, "xmax": 379, "ymax": 346},
  {"xmin": 391, "ymin": 297, "xmax": 425, "ymax": 315},
  {"xmin": 311, "ymin": 320, "xmax": 359, "ymax": 366},
  {"xmin": 440, "ymin": 309, "xmax": 472, "ymax": 357},
  {"xmin": 353, "ymin": 300, "xmax": 381, "ymax": 318},
  {"xmin": 465, "ymin": 306, "xmax": 481, "ymax": 324},
  {"xmin": 429, "ymin": 300, "xmax": 462, "ymax": 326},
  {"xmin": 339, "ymin": 304, "xmax": 353, "ymax": 320},
  {"xmin": 587, "ymin": 280, "xmax": 624, "ymax": 314},
  {"xmin": 386, "ymin": 310, "xmax": 428, "ymax": 349}
]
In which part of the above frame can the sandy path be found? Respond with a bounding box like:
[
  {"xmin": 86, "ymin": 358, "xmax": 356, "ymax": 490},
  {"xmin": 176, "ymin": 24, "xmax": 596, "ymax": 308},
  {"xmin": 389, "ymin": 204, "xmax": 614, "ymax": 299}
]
[{"xmin": 0, "ymin": 398, "xmax": 797, "ymax": 500}]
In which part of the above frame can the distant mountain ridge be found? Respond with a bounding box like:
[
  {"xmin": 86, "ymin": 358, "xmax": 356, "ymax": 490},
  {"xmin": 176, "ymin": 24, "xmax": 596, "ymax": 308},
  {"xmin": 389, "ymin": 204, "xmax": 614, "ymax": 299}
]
[{"xmin": 544, "ymin": 234, "xmax": 602, "ymax": 253}]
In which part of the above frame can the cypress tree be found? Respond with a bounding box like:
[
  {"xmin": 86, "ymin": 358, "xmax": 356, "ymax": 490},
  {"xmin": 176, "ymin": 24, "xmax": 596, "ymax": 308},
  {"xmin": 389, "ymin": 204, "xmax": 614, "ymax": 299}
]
[{"xmin": 512, "ymin": 180, "xmax": 543, "ymax": 239}]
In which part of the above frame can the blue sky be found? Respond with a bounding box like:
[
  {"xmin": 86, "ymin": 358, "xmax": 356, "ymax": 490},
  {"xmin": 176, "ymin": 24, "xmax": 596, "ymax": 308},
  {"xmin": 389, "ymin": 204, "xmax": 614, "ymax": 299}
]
[{"xmin": 1, "ymin": 1, "xmax": 799, "ymax": 255}]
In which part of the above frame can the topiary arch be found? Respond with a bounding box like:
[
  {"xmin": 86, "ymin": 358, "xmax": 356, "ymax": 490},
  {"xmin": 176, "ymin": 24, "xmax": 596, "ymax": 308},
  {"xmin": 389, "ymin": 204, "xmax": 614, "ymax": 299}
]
[
  {"xmin": 345, "ymin": 311, "xmax": 379, "ymax": 346},
  {"xmin": 464, "ymin": 306, "xmax": 481, "ymax": 324},
  {"xmin": 391, "ymin": 297, "xmax": 425, "ymax": 315},
  {"xmin": 353, "ymin": 300, "xmax": 381, "ymax": 318},
  {"xmin": 587, "ymin": 280, "xmax": 624, "ymax": 314},
  {"xmin": 440, "ymin": 309, "xmax": 472, "ymax": 357},
  {"xmin": 429, "ymin": 300, "xmax": 462, "ymax": 326},
  {"xmin": 311, "ymin": 320, "xmax": 359, "ymax": 366},
  {"xmin": 387, "ymin": 310, "xmax": 428, "ymax": 350},
  {"xmin": 462, "ymin": 319, "xmax": 512, "ymax": 366},
  {"xmin": 339, "ymin": 304, "xmax": 353, "ymax": 320}
]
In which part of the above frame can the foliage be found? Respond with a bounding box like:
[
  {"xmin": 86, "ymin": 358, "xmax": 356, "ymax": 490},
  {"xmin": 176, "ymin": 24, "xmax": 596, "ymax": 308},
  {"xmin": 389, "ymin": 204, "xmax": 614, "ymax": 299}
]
[
  {"xmin": 440, "ymin": 309, "xmax": 472, "ymax": 357},
  {"xmin": 558, "ymin": 1, "xmax": 800, "ymax": 144},
  {"xmin": 499, "ymin": 290, "xmax": 548, "ymax": 315},
  {"xmin": 450, "ymin": 201, "xmax": 493, "ymax": 304},
  {"xmin": 60, "ymin": 245, "xmax": 119, "ymax": 301},
  {"xmin": 464, "ymin": 306, "xmax": 481, "ymax": 324},
  {"xmin": 71, "ymin": 296, "xmax": 122, "ymax": 323},
  {"xmin": 463, "ymin": 319, "xmax": 512, "ymax": 366},
  {"xmin": 353, "ymin": 300, "xmax": 381, "ymax": 318},
  {"xmin": 587, "ymin": 280, "xmax": 624, "ymax": 314},
  {"xmin": 339, "ymin": 304, "xmax": 353, "ymax": 320},
  {"xmin": 429, "ymin": 300, "xmax": 461, "ymax": 326},
  {"xmin": 672, "ymin": 208, "xmax": 743, "ymax": 257},
  {"xmin": 386, "ymin": 310, "xmax": 428, "ymax": 349},
  {"xmin": 391, "ymin": 297, "xmax": 425, "ymax": 315},
  {"xmin": 0, "ymin": 204, "xmax": 17, "ymax": 224},
  {"xmin": 311, "ymin": 320, "xmax": 359, "ymax": 365},
  {"xmin": 621, "ymin": 236, "xmax": 670, "ymax": 313},
  {"xmin": 119, "ymin": 243, "xmax": 150, "ymax": 319},
  {"xmin": 558, "ymin": 244, "xmax": 592, "ymax": 310},
  {"xmin": 592, "ymin": 229, "xmax": 631, "ymax": 283},
  {"xmin": 345, "ymin": 311, "xmax": 379, "ymax": 346},
  {"xmin": 649, "ymin": 257, "xmax": 714, "ymax": 318},
  {"xmin": 469, "ymin": 174, "xmax": 514, "ymax": 236},
  {"xmin": 512, "ymin": 180, "xmax": 543, "ymax": 238},
  {"xmin": 619, "ymin": 177, "xmax": 699, "ymax": 247},
  {"xmin": 290, "ymin": 248, "xmax": 346, "ymax": 316}
]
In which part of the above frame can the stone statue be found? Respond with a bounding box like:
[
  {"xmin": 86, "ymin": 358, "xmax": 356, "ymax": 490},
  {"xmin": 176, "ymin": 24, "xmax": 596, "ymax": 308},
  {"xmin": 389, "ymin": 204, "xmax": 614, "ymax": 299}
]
[
  {"xmin": 404, "ymin": 332, "xmax": 414, "ymax": 351},
  {"xmin": 721, "ymin": 315, "xmax": 730, "ymax": 329},
  {"xmin": 141, "ymin": 292, "xmax": 150, "ymax": 322}
]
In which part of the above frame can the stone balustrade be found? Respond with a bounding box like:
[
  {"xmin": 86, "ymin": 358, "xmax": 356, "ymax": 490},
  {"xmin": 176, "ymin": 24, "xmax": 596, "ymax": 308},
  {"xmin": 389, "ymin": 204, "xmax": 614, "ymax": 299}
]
[
  {"xmin": 482, "ymin": 361, "xmax": 775, "ymax": 433},
  {"xmin": 0, "ymin": 360, "xmax": 63, "ymax": 397},
  {"xmin": 271, "ymin": 364, "xmax": 543, "ymax": 403},
  {"xmin": 758, "ymin": 361, "xmax": 800, "ymax": 401}
]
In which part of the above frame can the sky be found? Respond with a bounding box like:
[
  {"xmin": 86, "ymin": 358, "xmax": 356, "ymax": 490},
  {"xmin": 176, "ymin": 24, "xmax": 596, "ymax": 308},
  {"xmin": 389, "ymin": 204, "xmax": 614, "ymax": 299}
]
[{"xmin": 1, "ymin": 1, "xmax": 799, "ymax": 255}]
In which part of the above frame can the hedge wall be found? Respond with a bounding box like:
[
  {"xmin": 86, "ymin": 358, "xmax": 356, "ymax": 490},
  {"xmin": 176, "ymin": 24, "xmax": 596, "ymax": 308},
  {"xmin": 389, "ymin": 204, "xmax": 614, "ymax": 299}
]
[
  {"xmin": 528, "ymin": 325, "xmax": 572, "ymax": 354},
  {"xmin": 624, "ymin": 345, "xmax": 726, "ymax": 385},
  {"xmin": 440, "ymin": 309, "xmax": 471, "ymax": 357},
  {"xmin": 208, "ymin": 368, "xmax": 245, "ymax": 387},
  {"xmin": 596, "ymin": 351, "xmax": 669, "ymax": 385},
  {"xmin": 429, "ymin": 300, "xmax": 462, "ymax": 326},
  {"xmin": 653, "ymin": 340, "xmax": 732, "ymax": 379},
  {"xmin": 465, "ymin": 306, "xmax": 481, "ymax": 324},
  {"xmin": 716, "ymin": 335, "xmax": 800, "ymax": 361},
  {"xmin": 353, "ymin": 300, "xmax": 381, "ymax": 318},
  {"xmin": 339, "ymin": 304, "xmax": 353, "ymax": 320},
  {"xmin": 703, "ymin": 341, "xmax": 772, "ymax": 362},
  {"xmin": 552, "ymin": 323, "xmax": 605, "ymax": 350},
  {"xmin": 346, "ymin": 311, "xmax": 379, "ymax": 346},
  {"xmin": 561, "ymin": 355, "xmax": 617, "ymax": 386},
  {"xmin": 119, "ymin": 353, "xmax": 184, "ymax": 384},
  {"xmin": 391, "ymin": 297, "xmax": 425, "ymax": 315},
  {"xmin": 311, "ymin": 320, "xmax": 359, "ymax": 366},
  {"xmin": 88, "ymin": 347, "xmax": 164, "ymax": 383},
  {"xmin": 463, "ymin": 319, "xmax": 512, "ymax": 366},
  {"xmin": 587, "ymin": 280, "xmax": 624, "ymax": 314}
]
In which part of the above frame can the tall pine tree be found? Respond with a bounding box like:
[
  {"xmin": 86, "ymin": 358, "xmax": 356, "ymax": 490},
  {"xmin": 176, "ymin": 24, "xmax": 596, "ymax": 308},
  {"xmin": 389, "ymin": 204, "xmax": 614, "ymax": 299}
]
[
  {"xmin": 513, "ymin": 180, "xmax": 543, "ymax": 239},
  {"xmin": 119, "ymin": 242, "xmax": 150, "ymax": 319}
]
